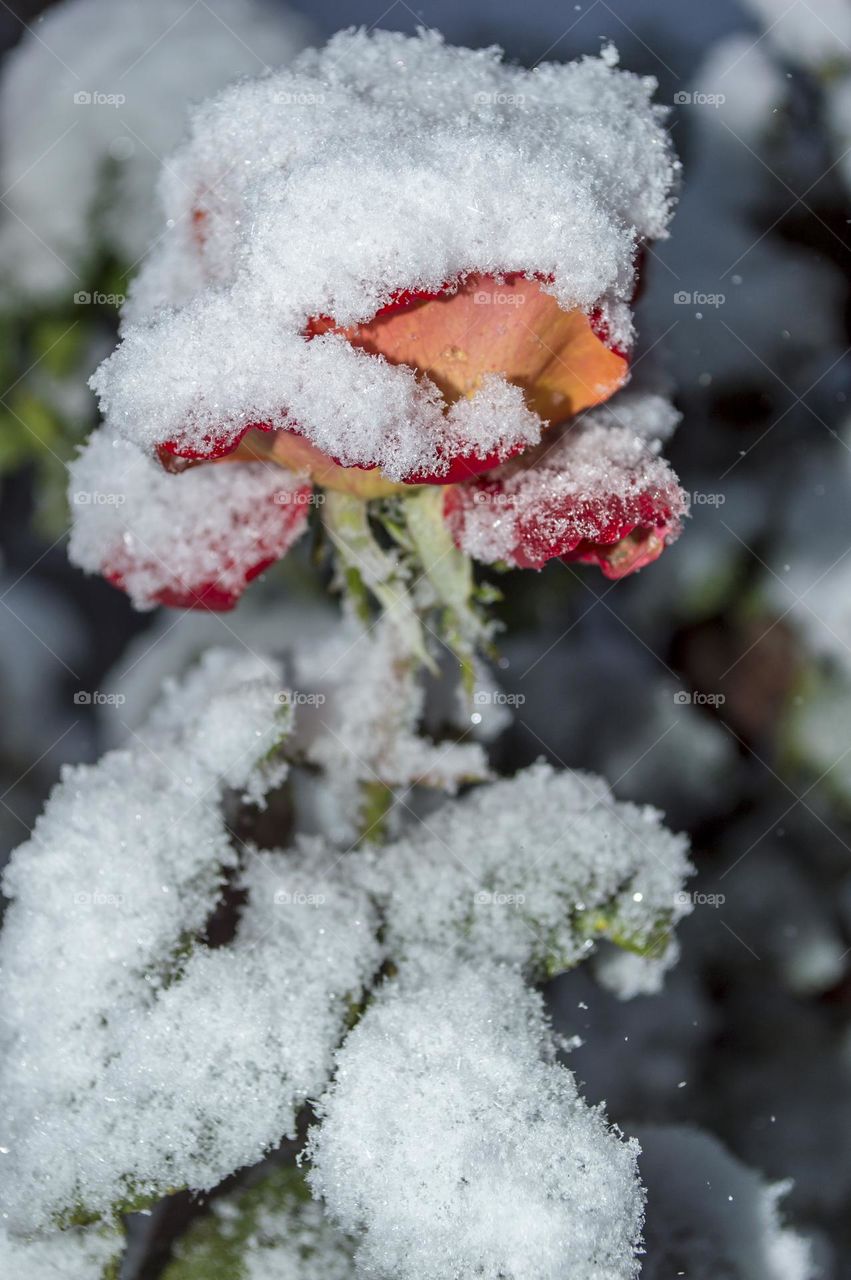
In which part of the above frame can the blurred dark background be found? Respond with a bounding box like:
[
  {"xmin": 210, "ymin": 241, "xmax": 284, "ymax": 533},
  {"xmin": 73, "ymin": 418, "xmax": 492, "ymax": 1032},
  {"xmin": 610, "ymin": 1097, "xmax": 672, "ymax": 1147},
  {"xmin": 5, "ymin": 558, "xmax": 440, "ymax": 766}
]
[{"xmin": 1, "ymin": 0, "xmax": 850, "ymax": 1274}]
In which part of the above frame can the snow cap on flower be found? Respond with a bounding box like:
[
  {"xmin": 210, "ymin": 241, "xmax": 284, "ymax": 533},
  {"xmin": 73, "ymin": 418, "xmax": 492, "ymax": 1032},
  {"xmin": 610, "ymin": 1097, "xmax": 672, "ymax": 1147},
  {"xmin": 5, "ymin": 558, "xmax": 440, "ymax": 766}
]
[
  {"xmin": 444, "ymin": 393, "xmax": 688, "ymax": 577},
  {"xmin": 68, "ymin": 428, "xmax": 312, "ymax": 610},
  {"xmin": 93, "ymin": 29, "xmax": 678, "ymax": 482}
]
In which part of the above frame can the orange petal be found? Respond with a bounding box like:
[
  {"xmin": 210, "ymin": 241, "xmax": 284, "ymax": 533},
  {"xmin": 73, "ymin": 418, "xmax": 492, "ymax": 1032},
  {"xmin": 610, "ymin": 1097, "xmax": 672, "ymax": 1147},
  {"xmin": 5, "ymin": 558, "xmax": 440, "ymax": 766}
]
[
  {"xmin": 319, "ymin": 273, "xmax": 628, "ymax": 425},
  {"xmin": 233, "ymin": 426, "xmax": 411, "ymax": 498}
]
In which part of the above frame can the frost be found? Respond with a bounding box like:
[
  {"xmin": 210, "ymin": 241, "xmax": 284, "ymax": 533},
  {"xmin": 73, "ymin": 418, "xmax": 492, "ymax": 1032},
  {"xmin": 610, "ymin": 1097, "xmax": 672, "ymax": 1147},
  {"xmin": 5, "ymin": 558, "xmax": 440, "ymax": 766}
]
[
  {"xmin": 93, "ymin": 29, "xmax": 677, "ymax": 479},
  {"xmin": 67, "ymin": 428, "xmax": 311, "ymax": 610},
  {"xmin": 445, "ymin": 396, "xmax": 688, "ymax": 570},
  {"xmin": 360, "ymin": 761, "xmax": 692, "ymax": 980},
  {"xmin": 0, "ymin": 650, "xmax": 380, "ymax": 1230},
  {"xmin": 0, "ymin": 0, "xmax": 314, "ymax": 300},
  {"xmin": 163, "ymin": 1167, "xmax": 355, "ymax": 1280},
  {"xmin": 637, "ymin": 1126, "xmax": 815, "ymax": 1280},
  {"xmin": 308, "ymin": 961, "xmax": 644, "ymax": 1280},
  {"xmin": 0, "ymin": 1225, "xmax": 123, "ymax": 1280}
]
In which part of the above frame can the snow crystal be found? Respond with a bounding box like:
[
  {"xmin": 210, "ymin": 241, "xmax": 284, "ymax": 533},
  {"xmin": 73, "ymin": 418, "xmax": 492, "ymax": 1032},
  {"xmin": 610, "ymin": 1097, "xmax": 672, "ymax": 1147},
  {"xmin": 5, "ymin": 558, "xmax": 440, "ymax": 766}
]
[
  {"xmin": 445, "ymin": 396, "xmax": 688, "ymax": 569},
  {"xmin": 308, "ymin": 961, "xmax": 644, "ymax": 1280},
  {"xmin": 0, "ymin": 1225, "xmax": 123, "ymax": 1280},
  {"xmin": 0, "ymin": 0, "xmax": 314, "ymax": 301},
  {"xmin": 360, "ymin": 761, "xmax": 692, "ymax": 981},
  {"xmin": 68, "ymin": 427, "xmax": 311, "ymax": 609},
  {"xmin": 164, "ymin": 1168, "xmax": 354, "ymax": 1280},
  {"xmin": 578, "ymin": 391, "xmax": 682, "ymax": 446},
  {"xmin": 637, "ymin": 1126, "xmax": 814, "ymax": 1280},
  {"xmin": 0, "ymin": 651, "xmax": 378, "ymax": 1230},
  {"xmin": 93, "ymin": 29, "xmax": 677, "ymax": 479}
]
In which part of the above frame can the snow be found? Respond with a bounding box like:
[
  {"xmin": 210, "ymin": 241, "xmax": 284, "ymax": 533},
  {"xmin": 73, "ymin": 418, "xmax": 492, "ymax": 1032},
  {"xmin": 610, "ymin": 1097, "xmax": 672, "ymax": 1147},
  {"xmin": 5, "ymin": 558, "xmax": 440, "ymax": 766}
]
[
  {"xmin": 445, "ymin": 396, "xmax": 688, "ymax": 569},
  {"xmin": 0, "ymin": 650, "xmax": 379, "ymax": 1231},
  {"xmin": 289, "ymin": 616, "xmax": 490, "ymax": 843},
  {"xmin": 308, "ymin": 961, "xmax": 644, "ymax": 1280},
  {"xmin": 583, "ymin": 391, "xmax": 682, "ymax": 445},
  {"xmin": 92, "ymin": 29, "xmax": 678, "ymax": 480},
  {"xmin": 637, "ymin": 1126, "xmax": 815, "ymax": 1280},
  {"xmin": 360, "ymin": 761, "xmax": 692, "ymax": 984},
  {"xmin": 0, "ymin": 0, "xmax": 314, "ymax": 301},
  {"xmin": 67, "ymin": 427, "xmax": 311, "ymax": 609}
]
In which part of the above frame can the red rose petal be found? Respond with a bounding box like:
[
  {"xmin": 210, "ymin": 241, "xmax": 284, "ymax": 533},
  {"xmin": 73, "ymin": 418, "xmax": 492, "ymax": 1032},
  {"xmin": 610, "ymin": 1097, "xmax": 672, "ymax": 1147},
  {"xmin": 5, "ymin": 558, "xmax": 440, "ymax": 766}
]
[{"xmin": 443, "ymin": 418, "xmax": 687, "ymax": 578}]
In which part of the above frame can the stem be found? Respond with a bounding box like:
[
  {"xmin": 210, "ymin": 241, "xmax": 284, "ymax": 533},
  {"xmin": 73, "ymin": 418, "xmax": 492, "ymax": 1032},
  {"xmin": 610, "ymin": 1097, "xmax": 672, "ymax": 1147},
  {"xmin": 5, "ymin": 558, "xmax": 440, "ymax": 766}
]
[
  {"xmin": 403, "ymin": 486, "xmax": 490, "ymax": 694},
  {"xmin": 322, "ymin": 490, "xmax": 433, "ymax": 670}
]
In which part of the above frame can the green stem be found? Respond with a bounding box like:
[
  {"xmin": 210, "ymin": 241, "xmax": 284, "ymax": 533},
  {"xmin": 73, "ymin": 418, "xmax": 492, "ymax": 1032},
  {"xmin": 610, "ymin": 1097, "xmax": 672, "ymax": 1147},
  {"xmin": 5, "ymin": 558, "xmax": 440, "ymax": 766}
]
[{"xmin": 322, "ymin": 490, "xmax": 433, "ymax": 669}]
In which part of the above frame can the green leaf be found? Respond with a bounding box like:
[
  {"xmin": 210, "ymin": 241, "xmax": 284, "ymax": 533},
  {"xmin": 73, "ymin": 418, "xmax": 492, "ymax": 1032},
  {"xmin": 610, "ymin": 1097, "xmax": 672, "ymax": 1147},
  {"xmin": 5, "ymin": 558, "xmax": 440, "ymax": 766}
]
[{"xmin": 163, "ymin": 1165, "xmax": 355, "ymax": 1280}]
